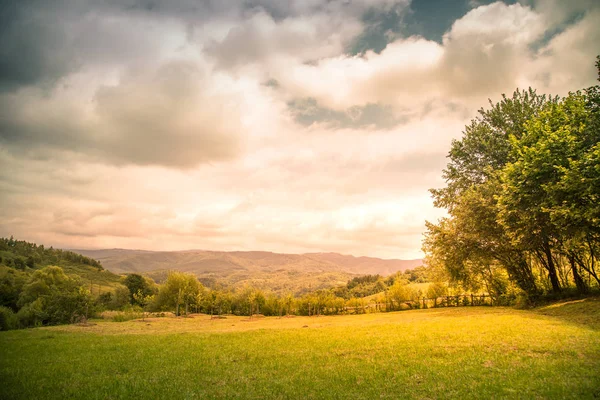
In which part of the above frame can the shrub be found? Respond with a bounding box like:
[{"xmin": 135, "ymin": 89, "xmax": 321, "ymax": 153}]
[
  {"xmin": 0, "ymin": 305, "xmax": 18, "ymax": 331},
  {"xmin": 17, "ymin": 299, "xmax": 46, "ymax": 327},
  {"xmin": 110, "ymin": 287, "xmax": 131, "ymax": 310},
  {"xmin": 17, "ymin": 266, "xmax": 92, "ymax": 326},
  {"xmin": 497, "ymin": 293, "xmax": 517, "ymax": 306},
  {"xmin": 514, "ymin": 293, "xmax": 532, "ymax": 309}
]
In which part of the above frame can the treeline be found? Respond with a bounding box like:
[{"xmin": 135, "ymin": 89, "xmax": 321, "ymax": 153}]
[
  {"xmin": 0, "ymin": 237, "xmax": 441, "ymax": 330},
  {"xmin": 0, "ymin": 238, "xmax": 442, "ymax": 330},
  {"xmin": 0, "ymin": 236, "xmax": 102, "ymax": 270},
  {"xmin": 103, "ymin": 267, "xmax": 436, "ymax": 319},
  {"xmin": 1, "ymin": 237, "xmax": 506, "ymax": 331},
  {"xmin": 424, "ymin": 56, "xmax": 600, "ymax": 303},
  {"xmin": 331, "ymin": 267, "xmax": 428, "ymax": 299}
]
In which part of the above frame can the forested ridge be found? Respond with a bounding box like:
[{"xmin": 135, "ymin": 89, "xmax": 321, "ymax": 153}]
[
  {"xmin": 0, "ymin": 237, "xmax": 124, "ymax": 329},
  {"xmin": 0, "ymin": 236, "xmax": 102, "ymax": 270},
  {"xmin": 424, "ymin": 56, "xmax": 600, "ymax": 302}
]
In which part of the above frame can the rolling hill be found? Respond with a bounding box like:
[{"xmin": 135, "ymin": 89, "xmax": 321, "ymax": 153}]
[
  {"xmin": 72, "ymin": 249, "xmax": 422, "ymax": 294},
  {"xmin": 0, "ymin": 238, "xmax": 125, "ymax": 295}
]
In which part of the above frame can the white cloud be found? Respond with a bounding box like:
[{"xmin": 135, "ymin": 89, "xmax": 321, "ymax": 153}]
[
  {"xmin": 0, "ymin": 61, "xmax": 249, "ymax": 168},
  {"xmin": 527, "ymin": 9, "xmax": 600, "ymax": 93}
]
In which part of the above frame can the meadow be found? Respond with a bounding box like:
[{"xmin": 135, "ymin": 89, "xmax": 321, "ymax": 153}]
[{"xmin": 1, "ymin": 299, "xmax": 599, "ymax": 399}]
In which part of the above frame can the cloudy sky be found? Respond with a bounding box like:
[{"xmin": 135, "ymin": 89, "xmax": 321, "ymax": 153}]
[{"xmin": 0, "ymin": 0, "xmax": 598, "ymax": 259}]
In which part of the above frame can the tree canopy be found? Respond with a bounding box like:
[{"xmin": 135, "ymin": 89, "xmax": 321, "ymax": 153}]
[{"xmin": 425, "ymin": 56, "xmax": 600, "ymax": 299}]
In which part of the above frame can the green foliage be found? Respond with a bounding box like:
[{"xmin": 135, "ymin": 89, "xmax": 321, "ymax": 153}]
[
  {"xmin": 0, "ymin": 266, "xmax": 28, "ymax": 311},
  {"xmin": 154, "ymin": 271, "xmax": 205, "ymax": 316},
  {"xmin": 342, "ymin": 274, "xmax": 386, "ymax": 299},
  {"xmin": 347, "ymin": 274, "xmax": 381, "ymax": 289},
  {"xmin": 431, "ymin": 88, "xmax": 556, "ymax": 210},
  {"xmin": 123, "ymin": 274, "xmax": 158, "ymax": 305},
  {"xmin": 426, "ymin": 282, "xmax": 448, "ymax": 299},
  {"xmin": 16, "ymin": 266, "xmax": 92, "ymax": 326},
  {"xmin": 0, "ymin": 305, "xmax": 18, "ymax": 331},
  {"xmin": 426, "ymin": 56, "xmax": 600, "ymax": 297},
  {"xmin": 0, "ymin": 237, "xmax": 102, "ymax": 270},
  {"xmin": 109, "ymin": 287, "xmax": 132, "ymax": 310},
  {"xmin": 426, "ymin": 88, "xmax": 553, "ymax": 296}
]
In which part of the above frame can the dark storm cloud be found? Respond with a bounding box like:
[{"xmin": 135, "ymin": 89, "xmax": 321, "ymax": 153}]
[
  {"xmin": 0, "ymin": 1, "xmax": 76, "ymax": 91},
  {"xmin": 0, "ymin": 0, "xmax": 245, "ymax": 92}
]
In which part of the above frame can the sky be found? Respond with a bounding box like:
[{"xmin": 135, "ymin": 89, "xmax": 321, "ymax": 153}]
[{"xmin": 0, "ymin": 0, "xmax": 598, "ymax": 259}]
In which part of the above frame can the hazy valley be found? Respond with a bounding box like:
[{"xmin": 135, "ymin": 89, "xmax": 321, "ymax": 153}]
[{"xmin": 72, "ymin": 248, "xmax": 422, "ymax": 294}]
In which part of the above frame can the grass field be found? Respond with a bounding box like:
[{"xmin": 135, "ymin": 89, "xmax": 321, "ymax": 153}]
[{"xmin": 1, "ymin": 299, "xmax": 599, "ymax": 399}]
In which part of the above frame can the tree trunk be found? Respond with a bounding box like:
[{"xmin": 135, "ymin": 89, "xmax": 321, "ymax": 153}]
[
  {"xmin": 504, "ymin": 252, "xmax": 538, "ymax": 295},
  {"xmin": 569, "ymin": 254, "xmax": 588, "ymax": 293},
  {"xmin": 573, "ymin": 247, "xmax": 600, "ymax": 287},
  {"xmin": 543, "ymin": 241, "xmax": 561, "ymax": 293}
]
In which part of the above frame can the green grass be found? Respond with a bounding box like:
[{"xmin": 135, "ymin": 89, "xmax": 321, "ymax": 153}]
[{"xmin": 1, "ymin": 299, "xmax": 599, "ymax": 399}]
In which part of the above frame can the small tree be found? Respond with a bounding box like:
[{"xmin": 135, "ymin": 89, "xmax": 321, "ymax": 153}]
[
  {"xmin": 155, "ymin": 272, "xmax": 203, "ymax": 316},
  {"xmin": 426, "ymin": 282, "xmax": 448, "ymax": 307},
  {"xmin": 123, "ymin": 274, "xmax": 158, "ymax": 305},
  {"xmin": 133, "ymin": 290, "xmax": 154, "ymax": 321}
]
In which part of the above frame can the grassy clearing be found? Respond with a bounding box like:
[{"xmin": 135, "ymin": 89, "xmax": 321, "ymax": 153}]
[{"xmin": 1, "ymin": 299, "xmax": 599, "ymax": 399}]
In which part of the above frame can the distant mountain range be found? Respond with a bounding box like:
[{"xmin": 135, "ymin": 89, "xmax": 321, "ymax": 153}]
[{"xmin": 72, "ymin": 248, "xmax": 423, "ymax": 294}]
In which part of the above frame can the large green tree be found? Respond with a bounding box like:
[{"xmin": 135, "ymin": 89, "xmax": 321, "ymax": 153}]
[
  {"xmin": 499, "ymin": 86, "xmax": 600, "ymax": 290},
  {"xmin": 426, "ymin": 88, "xmax": 553, "ymax": 295},
  {"xmin": 426, "ymin": 56, "xmax": 600, "ymax": 296}
]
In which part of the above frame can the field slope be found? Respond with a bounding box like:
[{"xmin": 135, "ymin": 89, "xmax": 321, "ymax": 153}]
[{"xmin": 1, "ymin": 299, "xmax": 599, "ymax": 399}]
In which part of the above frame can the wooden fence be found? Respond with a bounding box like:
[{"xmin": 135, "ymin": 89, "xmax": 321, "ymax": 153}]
[
  {"xmin": 420, "ymin": 294, "xmax": 493, "ymax": 308},
  {"xmin": 342, "ymin": 294, "xmax": 493, "ymax": 314}
]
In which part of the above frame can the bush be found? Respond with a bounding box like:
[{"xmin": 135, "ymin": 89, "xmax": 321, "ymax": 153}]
[
  {"xmin": 497, "ymin": 293, "xmax": 517, "ymax": 306},
  {"xmin": 461, "ymin": 296, "xmax": 470, "ymax": 306},
  {"xmin": 514, "ymin": 293, "xmax": 532, "ymax": 309},
  {"xmin": 110, "ymin": 287, "xmax": 131, "ymax": 310},
  {"xmin": 16, "ymin": 299, "xmax": 46, "ymax": 327},
  {"xmin": 0, "ymin": 305, "xmax": 18, "ymax": 331},
  {"xmin": 17, "ymin": 266, "xmax": 92, "ymax": 327}
]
